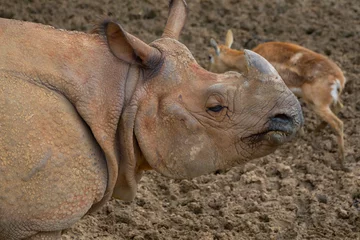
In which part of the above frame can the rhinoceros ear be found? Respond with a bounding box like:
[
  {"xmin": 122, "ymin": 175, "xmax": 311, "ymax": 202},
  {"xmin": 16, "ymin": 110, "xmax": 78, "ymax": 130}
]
[{"xmin": 103, "ymin": 21, "xmax": 162, "ymax": 68}]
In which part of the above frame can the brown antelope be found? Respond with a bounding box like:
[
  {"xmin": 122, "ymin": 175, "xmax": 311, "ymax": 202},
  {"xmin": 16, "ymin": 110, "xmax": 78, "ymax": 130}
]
[{"xmin": 208, "ymin": 30, "xmax": 347, "ymax": 171}]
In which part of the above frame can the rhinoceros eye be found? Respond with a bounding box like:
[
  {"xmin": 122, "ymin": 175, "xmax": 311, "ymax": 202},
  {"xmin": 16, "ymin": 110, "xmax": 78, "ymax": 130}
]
[{"xmin": 207, "ymin": 105, "xmax": 224, "ymax": 113}]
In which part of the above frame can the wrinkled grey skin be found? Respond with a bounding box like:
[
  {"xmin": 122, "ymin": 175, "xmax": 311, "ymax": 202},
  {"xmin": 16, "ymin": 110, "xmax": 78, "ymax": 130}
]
[{"xmin": 0, "ymin": 0, "xmax": 303, "ymax": 239}]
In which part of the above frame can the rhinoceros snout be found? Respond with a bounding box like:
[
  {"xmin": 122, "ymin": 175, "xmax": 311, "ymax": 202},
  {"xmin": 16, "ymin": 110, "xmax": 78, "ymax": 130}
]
[
  {"xmin": 265, "ymin": 103, "xmax": 304, "ymax": 145},
  {"xmin": 269, "ymin": 113, "xmax": 299, "ymax": 134}
]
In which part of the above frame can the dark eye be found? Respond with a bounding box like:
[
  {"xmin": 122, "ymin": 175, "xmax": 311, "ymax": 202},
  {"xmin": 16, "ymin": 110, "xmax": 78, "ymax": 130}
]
[
  {"xmin": 208, "ymin": 55, "xmax": 212, "ymax": 60},
  {"xmin": 207, "ymin": 105, "xmax": 224, "ymax": 112}
]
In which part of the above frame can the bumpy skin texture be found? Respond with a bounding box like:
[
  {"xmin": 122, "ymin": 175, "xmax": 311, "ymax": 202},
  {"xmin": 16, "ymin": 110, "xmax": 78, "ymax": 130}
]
[{"xmin": 0, "ymin": 73, "xmax": 107, "ymax": 239}]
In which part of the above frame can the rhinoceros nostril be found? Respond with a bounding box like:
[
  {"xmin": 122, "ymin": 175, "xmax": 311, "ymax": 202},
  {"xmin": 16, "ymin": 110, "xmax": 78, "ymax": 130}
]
[
  {"xmin": 271, "ymin": 114, "xmax": 293, "ymax": 125},
  {"xmin": 268, "ymin": 113, "xmax": 295, "ymax": 135}
]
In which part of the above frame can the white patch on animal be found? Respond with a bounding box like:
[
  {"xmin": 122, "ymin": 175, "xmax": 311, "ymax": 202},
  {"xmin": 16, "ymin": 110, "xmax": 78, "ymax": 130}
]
[
  {"xmin": 331, "ymin": 79, "xmax": 341, "ymax": 103},
  {"xmin": 289, "ymin": 87, "xmax": 303, "ymax": 98},
  {"xmin": 290, "ymin": 52, "xmax": 303, "ymax": 64},
  {"xmin": 243, "ymin": 81, "xmax": 249, "ymax": 88},
  {"xmin": 190, "ymin": 136, "xmax": 205, "ymax": 161},
  {"xmin": 190, "ymin": 144, "xmax": 202, "ymax": 161}
]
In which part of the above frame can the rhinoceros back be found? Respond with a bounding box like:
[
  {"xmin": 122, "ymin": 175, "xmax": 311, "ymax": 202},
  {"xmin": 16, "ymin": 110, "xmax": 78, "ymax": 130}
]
[{"xmin": 0, "ymin": 72, "xmax": 107, "ymax": 239}]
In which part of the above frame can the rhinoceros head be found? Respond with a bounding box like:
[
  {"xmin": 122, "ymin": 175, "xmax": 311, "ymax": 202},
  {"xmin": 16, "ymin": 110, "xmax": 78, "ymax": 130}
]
[
  {"xmin": 134, "ymin": 41, "xmax": 303, "ymax": 177},
  {"xmin": 100, "ymin": 0, "xmax": 303, "ymax": 200}
]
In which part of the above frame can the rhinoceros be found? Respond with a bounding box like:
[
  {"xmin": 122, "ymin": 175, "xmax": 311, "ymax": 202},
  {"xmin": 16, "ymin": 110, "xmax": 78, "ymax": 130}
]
[{"xmin": 0, "ymin": 0, "xmax": 303, "ymax": 239}]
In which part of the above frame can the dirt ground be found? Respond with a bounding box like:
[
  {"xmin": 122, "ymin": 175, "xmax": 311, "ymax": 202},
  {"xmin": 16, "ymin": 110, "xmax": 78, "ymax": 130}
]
[{"xmin": 1, "ymin": 0, "xmax": 359, "ymax": 239}]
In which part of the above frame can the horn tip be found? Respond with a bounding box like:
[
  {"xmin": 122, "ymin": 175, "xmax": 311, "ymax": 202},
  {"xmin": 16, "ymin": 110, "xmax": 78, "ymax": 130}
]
[{"xmin": 244, "ymin": 49, "xmax": 279, "ymax": 75}]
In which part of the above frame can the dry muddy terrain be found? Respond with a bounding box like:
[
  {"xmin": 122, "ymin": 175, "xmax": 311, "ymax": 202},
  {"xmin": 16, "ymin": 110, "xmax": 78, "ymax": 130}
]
[{"xmin": 1, "ymin": 0, "xmax": 359, "ymax": 239}]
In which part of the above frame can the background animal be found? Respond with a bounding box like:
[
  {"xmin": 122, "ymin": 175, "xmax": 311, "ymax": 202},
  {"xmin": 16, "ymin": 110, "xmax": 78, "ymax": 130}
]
[
  {"xmin": 1, "ymin": 0, "xmax": 358, "ymax": 239},
  {"xmin": 0, "ymin": 0, "xmax": 303, "ymax": 239},
  {"xmin": 208, "ymin": 30, "xmax": 347, "ymax": 171}
]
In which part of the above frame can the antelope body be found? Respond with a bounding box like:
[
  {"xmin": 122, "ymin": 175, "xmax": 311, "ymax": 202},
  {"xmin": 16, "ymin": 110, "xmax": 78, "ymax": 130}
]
[{"xmin": 208, "ymin": 30, "xmax": 346, "ymax": 170}]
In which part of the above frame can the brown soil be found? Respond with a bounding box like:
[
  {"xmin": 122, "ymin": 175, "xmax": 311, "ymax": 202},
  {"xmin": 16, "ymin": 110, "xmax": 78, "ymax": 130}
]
[{"xmin": 1, "ymin": 0, "xmax": 359, "ymax": 239}]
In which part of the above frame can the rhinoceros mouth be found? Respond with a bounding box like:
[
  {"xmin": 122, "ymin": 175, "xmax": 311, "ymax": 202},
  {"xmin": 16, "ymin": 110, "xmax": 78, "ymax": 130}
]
[
  {"xmin": 242, "ymin": 127, "xmax": 295, "ymax": 147},
  {"xmin": 242, "ymin": 112, "xmax": 298, "ymax": 146}
]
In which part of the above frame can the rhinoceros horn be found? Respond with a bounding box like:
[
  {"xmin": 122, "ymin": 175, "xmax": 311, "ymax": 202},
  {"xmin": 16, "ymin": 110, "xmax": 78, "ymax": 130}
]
[{"xmin": 243, "ymin": 49, "xmax": 280, "ymax": 77}]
